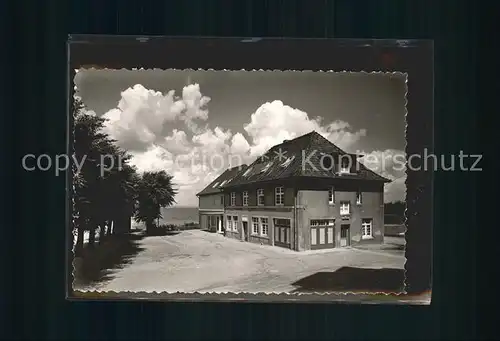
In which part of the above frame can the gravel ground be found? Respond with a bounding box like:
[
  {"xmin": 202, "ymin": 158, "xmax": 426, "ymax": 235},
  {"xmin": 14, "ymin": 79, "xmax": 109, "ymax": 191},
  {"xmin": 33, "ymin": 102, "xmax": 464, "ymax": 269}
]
[{"xmin": 79, "ymin": 230, "xmax": 406, "ymax": 294}]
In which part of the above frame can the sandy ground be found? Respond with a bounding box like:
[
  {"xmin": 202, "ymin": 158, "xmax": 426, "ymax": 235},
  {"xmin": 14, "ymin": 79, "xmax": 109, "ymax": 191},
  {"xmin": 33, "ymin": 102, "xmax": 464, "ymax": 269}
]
[{"xmin": 80, "ymin": 230, "xmax": 405, "ymax": 294}]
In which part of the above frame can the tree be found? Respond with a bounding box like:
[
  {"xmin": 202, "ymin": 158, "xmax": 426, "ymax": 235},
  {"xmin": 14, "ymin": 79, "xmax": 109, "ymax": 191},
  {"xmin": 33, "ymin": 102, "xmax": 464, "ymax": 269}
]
[
  {"xmin": 135, "ymin": 171, "xmax": 177, "ymax": 234},
  {"xmin": 73, "ymin": 97, "xmax": 140, "ymax": 251}
]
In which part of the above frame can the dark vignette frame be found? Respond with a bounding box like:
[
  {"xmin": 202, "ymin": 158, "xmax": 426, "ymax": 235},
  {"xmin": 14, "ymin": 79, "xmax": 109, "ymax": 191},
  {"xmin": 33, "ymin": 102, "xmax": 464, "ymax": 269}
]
[{"xmin": 66, "ymin": 35, "xmax": 433, "ymax": 304}]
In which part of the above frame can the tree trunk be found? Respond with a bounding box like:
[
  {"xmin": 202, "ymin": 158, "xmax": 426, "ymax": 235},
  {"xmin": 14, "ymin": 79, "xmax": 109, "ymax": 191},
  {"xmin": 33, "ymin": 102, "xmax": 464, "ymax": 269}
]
[
  {"xmin": 100, "ymin": 223, "xmax": 106, "ymax": 243},
  {"xmin": 75, "ymin": 227, "xmax": 84, "ymax": 256},
  {"xmin": 107, "ymin": 220, "xmax": 113, "ymax": 236},
  {"xmin": 88, "ymin": 228, "xmax": 96, "ymax": 246},
  {"xmin": 146, "ymin": 220, "xmax": 154, "ymax": 235}
]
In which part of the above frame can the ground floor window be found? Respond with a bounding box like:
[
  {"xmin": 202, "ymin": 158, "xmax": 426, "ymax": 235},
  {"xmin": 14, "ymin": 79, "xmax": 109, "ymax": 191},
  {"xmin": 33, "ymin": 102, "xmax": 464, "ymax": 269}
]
[
  {"xmin": 232, "ymin": 216, "xmax": 239, "ymax": 232},
  {"xmin": 260, "ymin": 218, "xmax": 269, "ymax": 236},
  {"xmin": 226, "ymin": 216, "xmax": 232, "ymax": 231},
  {"xmin": 310, "ymin": 219, "xmax": 335, "ymax": 246},
  {"xmin": 273, "ymin": 218, "xmax": 291, "ymax": 244},
  {"xmin": 361, "ymin": 219, "xmax": 373, "ymax": 239},
  {"xmin": 251, "ymin": 217, "xmax": 259, "ymax": 234}
]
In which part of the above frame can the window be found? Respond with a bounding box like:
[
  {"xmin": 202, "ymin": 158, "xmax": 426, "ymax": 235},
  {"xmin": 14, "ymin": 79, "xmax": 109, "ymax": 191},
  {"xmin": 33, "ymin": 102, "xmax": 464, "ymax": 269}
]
[
  {"xmin": 226, "ymin": 216, "xmax": 232, "ymax": 231},
  {"xmin": 232, "ymin": 216, "xmax": 239, "ymax": 232},
  {"xmin": 340, "ymin": 158, "xmax": 351, "ymax": 173},
  {"xmin": 220, "ymin": 180, "xmax": 227, "ymax": 186},
  {"xmin": 260, "ymin": 217, "xmax": 269, "ymax": 236},
  {"xmin": 261, "ymin": 162, "xmax": 272, "ymax": 173},
  {"xmin": 242, "ymin": 167, "xmax": 253, "ymax": 177},
  {"xmin": 273, "ymin": 218, "xmax": 291, "ymax": 244},
  {"xmin": 281, "ymin": 156, "xmax": 295, "ymax": 168},
  {"xmin": 242, "ymin": 191, "xmax": 248, "ymax": 206},
  {"xmin": 356, "ymin": 192, "xmax": 362, "ymax": 205},
  {"xmin": 275, "ymin": 187, "xmax": 284, "ymax": 205},
  {"xmin": 230, "ymin": 192, "xmax": 236, "ymax": 206},
  {"xmin": 212, "ymin": 182, "xmax": 219, "ymax": 188},
  {"xmin": 328, "ymin": 187, "xmax": 335, "ymax": 205},
  {"xmin": 221, "ymin": 195, "xmax": 224, "ymax": 205},
  {"xmin": 257, "ymin": 189, "xmax": 265, "ymax": 206},
  {"xmin": 252, "ymin": 217, "xmax": 259, "ymax": 234},
  {"xmin": 340, "ymin": 201, "xmax": 350, "ymax": 215},
  {"xmin": 362, "ymin": 219, "xmax": 373, "ymax": 239}
]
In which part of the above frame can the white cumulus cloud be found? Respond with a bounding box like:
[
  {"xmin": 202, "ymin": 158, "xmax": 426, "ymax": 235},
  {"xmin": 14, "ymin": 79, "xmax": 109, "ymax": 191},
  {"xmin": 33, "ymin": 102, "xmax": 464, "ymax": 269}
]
[{"xmin": 99, "ymin": 85, "xmax": 403, "ymax": 206}]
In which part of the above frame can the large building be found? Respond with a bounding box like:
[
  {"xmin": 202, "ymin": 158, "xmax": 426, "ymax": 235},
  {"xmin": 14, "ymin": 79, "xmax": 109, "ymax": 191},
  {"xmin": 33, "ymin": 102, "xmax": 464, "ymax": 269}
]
[{"xmin": 197, "ymin": 131, "xmax": 391, "ymax": 251}]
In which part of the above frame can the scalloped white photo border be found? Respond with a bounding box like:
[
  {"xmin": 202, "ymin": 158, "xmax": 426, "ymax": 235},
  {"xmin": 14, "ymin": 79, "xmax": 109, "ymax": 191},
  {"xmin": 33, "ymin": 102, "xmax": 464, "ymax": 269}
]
[{"xmin": 69, "ymin": 68, "xmax": 419, "ymax": 303}]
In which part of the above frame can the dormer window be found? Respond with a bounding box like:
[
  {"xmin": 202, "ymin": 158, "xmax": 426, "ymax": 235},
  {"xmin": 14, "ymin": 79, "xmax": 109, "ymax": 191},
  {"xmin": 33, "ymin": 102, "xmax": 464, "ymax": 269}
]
[
  {"xmin": 281, "ymin": 156, "xmax": 295, "ymax": 168},
  {"xmin": 242, "ymin": 167, "xmax": 253, "ymax": 177},
  {"xmin": 261, "ymin": 162, "xmax": 272, "ymax": 173},
  {"xmin": 212, "ymin": 182, "xmax": 219, "ymax": 188},
  {"xmin": 340, "ymin": 163, "xmax": 350, "ymax": 174}
]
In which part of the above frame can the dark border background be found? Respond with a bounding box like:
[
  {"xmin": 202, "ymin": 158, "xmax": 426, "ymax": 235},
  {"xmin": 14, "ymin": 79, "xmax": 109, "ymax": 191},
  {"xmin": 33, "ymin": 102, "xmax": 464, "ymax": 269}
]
[
  {"xmin": 5, "ymin": 1, "xmax": 480, "ymax": 340},
  {"xmin": 67, "ymin": 36, "xmax": 433, "ymax": 303}
]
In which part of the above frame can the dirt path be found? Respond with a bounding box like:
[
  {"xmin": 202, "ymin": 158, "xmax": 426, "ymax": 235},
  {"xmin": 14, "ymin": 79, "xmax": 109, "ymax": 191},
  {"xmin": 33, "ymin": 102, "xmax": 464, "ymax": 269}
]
[{"xmin": 81, "ymin": 230, "xmax": 405, "ymax": 293}]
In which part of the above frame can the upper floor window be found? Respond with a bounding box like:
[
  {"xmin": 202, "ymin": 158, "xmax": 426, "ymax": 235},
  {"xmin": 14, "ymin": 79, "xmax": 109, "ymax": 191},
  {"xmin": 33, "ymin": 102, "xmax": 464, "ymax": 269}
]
[
  {"xmin": 242, "ymin": 191, "xmax": 249, "ymax": 206},
  {"xmin": 220, "ymin": 195, "xmax": 224, "ymax": 205},
  {"xmin": 257, "ymin": 189, "xmax": 265, "ymax": 206},
  {"xmin": 328, "ymin": 187, "xmax": 335, "ymax": 205},
  {"xmin": 275, "ymin": 187, "xmax": 284, "ymax": 206},
  {"xmin": 356, "ymin": 191, "xmax": 362, "ymax": 205},
  {"xmin": 230, "ymin": 192, "xmax": 236, "ymax": 206},
  {"xmin": 340, "ymin": 201, "xmax": 350, "ymax": 215}
]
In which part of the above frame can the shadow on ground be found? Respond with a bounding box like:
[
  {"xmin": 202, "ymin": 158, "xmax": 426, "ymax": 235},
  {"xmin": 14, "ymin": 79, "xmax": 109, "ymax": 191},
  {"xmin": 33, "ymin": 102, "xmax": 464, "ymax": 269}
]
[
  {"xmin": 383, "ymin": 243, "xmax": 405, "ymax": 251},
  {"xmin": 73, "ymin": 233, "xmax": 146, "ymax": 288},
  {"xmin": 291, "ymin": 267, "xmax": 405, "ymax": 293}
]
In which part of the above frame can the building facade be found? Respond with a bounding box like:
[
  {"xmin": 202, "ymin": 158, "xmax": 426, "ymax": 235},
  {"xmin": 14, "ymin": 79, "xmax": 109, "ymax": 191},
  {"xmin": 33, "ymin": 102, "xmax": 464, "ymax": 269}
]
[
  {"xmin": 196, "ymin": 166, "xmax": 244, "ymax": 233},
  {"xmin": 198, "ymin": 131, "xmax": 391, "ymax": 251}
]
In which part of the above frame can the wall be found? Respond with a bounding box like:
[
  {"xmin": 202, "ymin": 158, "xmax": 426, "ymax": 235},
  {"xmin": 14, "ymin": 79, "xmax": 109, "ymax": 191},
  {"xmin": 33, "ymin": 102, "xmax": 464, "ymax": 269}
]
[
  {"xmin": 199, "ymin": 193, "xmax": 224, "ymax": 209},
  {"xmin": 224, "ymin": 208, "xmax": 294, "ymax": 248},
  {"xmin": 297, "ymin": 179, "xmax": 385, "ymax": 250},
  {"xmin": 224, "ymin": 181, "xmax": 295, "ymax": 208}
]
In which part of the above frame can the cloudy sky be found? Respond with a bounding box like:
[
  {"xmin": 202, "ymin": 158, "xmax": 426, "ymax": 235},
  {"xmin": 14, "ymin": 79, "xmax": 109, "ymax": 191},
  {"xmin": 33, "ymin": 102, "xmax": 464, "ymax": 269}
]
[{"xmin": 75, "ymin": 69, "xmax": 407, "ymax": 206}]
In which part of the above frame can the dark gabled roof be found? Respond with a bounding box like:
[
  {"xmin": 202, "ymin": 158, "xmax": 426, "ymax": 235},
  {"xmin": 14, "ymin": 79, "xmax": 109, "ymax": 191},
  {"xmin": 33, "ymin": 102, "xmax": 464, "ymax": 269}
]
[
  {"xmin": 196, "ymin": 165, "xmax": 247, "ymax": 196},
  {"xmin": 222, "ymin": 131, "xmax": 391, "ymax": 188}
]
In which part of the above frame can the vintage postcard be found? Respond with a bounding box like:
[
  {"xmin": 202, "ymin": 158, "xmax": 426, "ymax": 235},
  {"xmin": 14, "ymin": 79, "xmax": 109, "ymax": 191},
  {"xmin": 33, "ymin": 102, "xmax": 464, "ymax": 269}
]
[{"xmin": 68, "ymin": 37, "xmax": 433, "ymax": 304}]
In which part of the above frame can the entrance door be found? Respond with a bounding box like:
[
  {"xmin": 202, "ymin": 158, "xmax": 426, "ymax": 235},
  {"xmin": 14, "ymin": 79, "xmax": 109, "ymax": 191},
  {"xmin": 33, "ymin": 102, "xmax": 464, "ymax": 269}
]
[
  {"xmin": 310, "ymin": 219, "xmax": 335, "ymax": 249},
  {"xmin": 242, "ymin": 221, "xmax": 249, "ymax": 241},
  {"xmin": 340, "ymin": 224, "xmax": 350, "ymax": 247},
  {"xmin": 217, "ymin": 216, "xmax": 222, "ymax": 233}
]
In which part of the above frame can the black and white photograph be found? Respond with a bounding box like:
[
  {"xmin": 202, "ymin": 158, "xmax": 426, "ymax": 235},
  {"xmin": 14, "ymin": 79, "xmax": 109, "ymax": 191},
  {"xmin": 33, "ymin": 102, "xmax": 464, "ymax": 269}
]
[{"xmin": 71, "ymin": 68, "xmax": 413, "ymax": 298}]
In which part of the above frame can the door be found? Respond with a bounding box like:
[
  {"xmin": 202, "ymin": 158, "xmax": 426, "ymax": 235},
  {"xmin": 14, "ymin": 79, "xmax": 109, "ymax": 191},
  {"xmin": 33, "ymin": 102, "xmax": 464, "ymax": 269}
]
[
  {"xmin": 310, "ymin": 219, "xmax": 335, "ymax": 249},
  {"xmin": 242, "ymin": 221, "xmax": 249, "ymax": 241},
  {"xmin": 340, "ymin": 224, "xmax": 350, "ymax": 247},
  {"xmin": 217, "ymin": 216, "xmax": 222, "ymax": 233}
]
